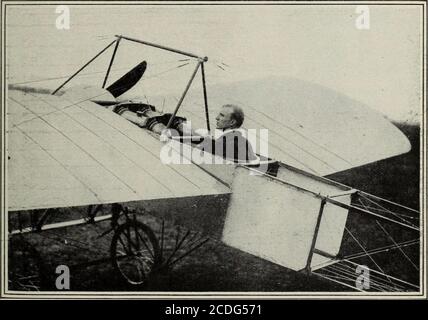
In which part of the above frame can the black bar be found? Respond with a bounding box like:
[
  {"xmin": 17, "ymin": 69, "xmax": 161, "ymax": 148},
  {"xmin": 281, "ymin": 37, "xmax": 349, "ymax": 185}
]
[
  {"xmin": 102, "ymin": 37, "xmax": 122, "ymax": 88},
  {"xmin": 117, "ymin": 34, "xmax": 207, "ymax": 61},
  {"xmin": 166, "ymin": 61, "xmax": 202, "ymax": 129},
  {"xmin": 201, "ymin": 62, "xmax": 211, "ymax": 132},
  {"xmin": 305, "ymin": 199, "xmax": 326, "ymax": 273},
  {"xmin": 313, "ymin": 248, "xmax": 337, "ymax": 260}
]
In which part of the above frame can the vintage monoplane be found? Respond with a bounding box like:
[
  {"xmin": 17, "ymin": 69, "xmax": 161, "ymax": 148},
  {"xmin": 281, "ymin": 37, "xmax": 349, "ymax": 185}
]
[{"xmin": 5, "ymin": 35, "xmax": 421, "ymax": 292}]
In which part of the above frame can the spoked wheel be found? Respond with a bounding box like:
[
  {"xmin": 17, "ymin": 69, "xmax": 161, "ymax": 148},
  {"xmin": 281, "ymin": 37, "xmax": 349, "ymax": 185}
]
[{"xmin": 110, "ymin": 220, "xmax": 161, "ymax": 286}]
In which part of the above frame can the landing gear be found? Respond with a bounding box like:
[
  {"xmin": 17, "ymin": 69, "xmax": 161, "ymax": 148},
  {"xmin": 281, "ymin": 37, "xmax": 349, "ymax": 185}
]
[
  {"xmin": 109, "ymin": 206, "xmax": 210, "ymax": 287},
  {"xmin": 110, "ymin": 219, "xmax": 161, "ymax": 286}
]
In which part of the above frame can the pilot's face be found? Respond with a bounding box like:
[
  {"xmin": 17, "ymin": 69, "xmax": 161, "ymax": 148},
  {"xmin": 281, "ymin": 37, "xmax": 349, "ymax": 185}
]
[{"xmin": 215, "ymin": 106, "xmax": 236, "ymax": 130}]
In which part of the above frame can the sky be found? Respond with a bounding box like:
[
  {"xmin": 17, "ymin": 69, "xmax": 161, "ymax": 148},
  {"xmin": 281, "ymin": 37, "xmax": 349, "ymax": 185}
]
[{"xmin": 5, "ymin": 4, "xmax": 424, "ymax": 123}]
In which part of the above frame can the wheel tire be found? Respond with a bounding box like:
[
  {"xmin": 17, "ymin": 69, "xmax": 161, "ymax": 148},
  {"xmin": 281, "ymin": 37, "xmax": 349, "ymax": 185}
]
[{"xmin": 110, "ymin": 221, "xmax": 160, "ymax": 286}]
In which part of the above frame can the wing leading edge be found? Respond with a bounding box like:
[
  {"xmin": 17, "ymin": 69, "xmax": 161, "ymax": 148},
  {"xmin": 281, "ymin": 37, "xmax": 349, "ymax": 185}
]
[
  {"xmin": 7, "ymin": 89, "xmax": 230, "ymax": 212},
  {"xmin": 164, "ymin": 76, "xmax": 411, "ymax": 176}
]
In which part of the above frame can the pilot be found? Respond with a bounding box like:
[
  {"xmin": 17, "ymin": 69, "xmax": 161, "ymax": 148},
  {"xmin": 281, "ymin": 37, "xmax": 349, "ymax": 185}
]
[{"xmin": 178, "ymin": 104, "xmax": 257, "ymax": 163}]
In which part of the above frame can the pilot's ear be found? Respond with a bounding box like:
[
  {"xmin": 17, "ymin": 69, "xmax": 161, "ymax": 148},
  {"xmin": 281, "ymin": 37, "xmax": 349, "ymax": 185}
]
[{"xmin": 230, "ymin": 118, "xmax": 237, "ymax": 127}]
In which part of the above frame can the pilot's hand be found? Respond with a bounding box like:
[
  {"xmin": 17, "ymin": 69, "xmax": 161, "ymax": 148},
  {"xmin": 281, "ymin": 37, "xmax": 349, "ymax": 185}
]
[
  {"xmin": 176, "ymin": 122, "xmax": 185, "ymax": 133},
  {"xmin": 160, "ymin": 129, "xmax": 172, "ymax": 142},
  {"xmin": 177, "ymin": 122, "xmax": 191, "ymax": 134}
]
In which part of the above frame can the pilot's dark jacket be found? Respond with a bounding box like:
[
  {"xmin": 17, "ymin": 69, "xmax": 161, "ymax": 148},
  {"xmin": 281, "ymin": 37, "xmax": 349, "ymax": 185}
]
[{"xmin": 197, "ymin": 129, "xmax": 257, "ymax": 163}]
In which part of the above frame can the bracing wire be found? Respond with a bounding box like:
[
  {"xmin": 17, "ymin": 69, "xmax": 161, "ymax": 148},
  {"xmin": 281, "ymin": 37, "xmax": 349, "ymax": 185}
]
[
  {"xmin": 375, "ymin": 221, "xmax": 419, "ymax": 271},
  {"xmin": 344, "ymin": 226, "xmax": 397, "ymax": 288},
  {"xmin": 359, "ymin": 194, "xmax": 419, "ymax": 228},
  {"xmin": 8, "ymin": 59, "xmax": 188, "ymax": 86},
  {"xmin": 344, "ymin": 239, "xmax": 419, "ymax": 261}
]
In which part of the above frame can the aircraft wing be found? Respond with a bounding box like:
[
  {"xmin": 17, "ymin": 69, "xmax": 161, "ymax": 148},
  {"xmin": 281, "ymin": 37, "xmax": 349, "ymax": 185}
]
[
  {"xmin": 162, "ymin": 76, "xmax": 411, "ymax": 176},
  {"xmin": 6, "ymin": 89, "xmax": 230, "ymax": 212}
]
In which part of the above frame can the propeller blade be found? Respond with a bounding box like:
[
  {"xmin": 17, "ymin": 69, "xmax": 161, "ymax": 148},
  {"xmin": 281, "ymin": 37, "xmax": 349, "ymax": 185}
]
[{"xmin": 106, "ymin": 61, "xmax": 147, "ymax": 98}]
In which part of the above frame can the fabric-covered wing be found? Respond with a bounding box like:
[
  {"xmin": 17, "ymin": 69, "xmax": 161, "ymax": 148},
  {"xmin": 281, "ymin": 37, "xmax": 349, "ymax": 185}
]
[
  {"xmin": 6, "ymin": 89, "xmax": 230, "ymax": 211},
  {"xmin": 154, "ymin": 77, "xmax": 411, "ymax": 176}
]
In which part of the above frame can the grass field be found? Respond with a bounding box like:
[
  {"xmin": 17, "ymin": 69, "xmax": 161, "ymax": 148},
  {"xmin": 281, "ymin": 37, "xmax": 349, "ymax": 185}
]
[{"xmin": 7, "ymin": 122, "xmax": 421, "ymax": 292}]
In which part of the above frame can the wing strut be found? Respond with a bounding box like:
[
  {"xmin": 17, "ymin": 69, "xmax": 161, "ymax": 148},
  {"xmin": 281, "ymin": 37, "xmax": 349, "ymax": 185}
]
[
  {"xmin": 52, "ymin": 35, "xmax": 212, "ymax": 132},
  {"xmin": 102, "ymin": 37, "xmax": 122, "ymax": 89},
  {"xmin": 51, "ymin": 39, "xmax": 117, "ymax": 95}
]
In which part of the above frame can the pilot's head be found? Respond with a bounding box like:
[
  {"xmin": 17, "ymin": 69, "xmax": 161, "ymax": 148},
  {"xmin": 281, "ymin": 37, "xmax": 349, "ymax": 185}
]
[{"xmin": 215, "ymin": 104, "xmax": 244, "ymax": 130}]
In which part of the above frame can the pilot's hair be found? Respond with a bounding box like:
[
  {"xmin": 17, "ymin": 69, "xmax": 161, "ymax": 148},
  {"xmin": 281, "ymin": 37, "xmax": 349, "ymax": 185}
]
[{"xmin": 223, "ymin": 104, "xmax": 244, "ymax": 128}]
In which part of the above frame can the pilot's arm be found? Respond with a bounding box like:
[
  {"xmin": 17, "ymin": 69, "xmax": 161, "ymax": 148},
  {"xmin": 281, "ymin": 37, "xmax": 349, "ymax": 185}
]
[
  {"xmin": 161, "ymin": 121, "xmax": 209, "ymax": 144},
  {"xmin": 176, "ymin": 122, "xmax": 209, "ymax": 138}
]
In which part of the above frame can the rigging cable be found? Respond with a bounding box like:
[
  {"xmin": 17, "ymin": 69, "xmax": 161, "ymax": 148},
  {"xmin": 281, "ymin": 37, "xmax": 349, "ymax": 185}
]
[
  {"xmin": 375, "ymin": 221, "xmax": 419, "ymax": 271},
  {"xmin": 344, "ymin": 226, "xmax": 397, "ymax": 288}
]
